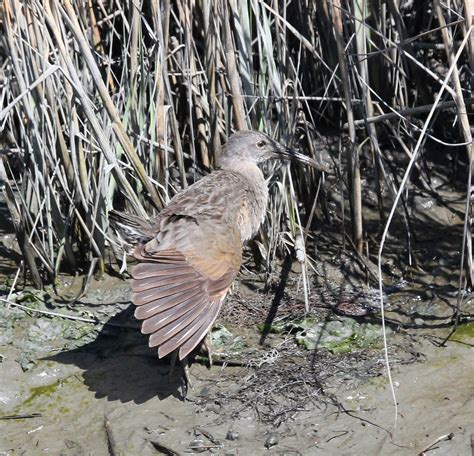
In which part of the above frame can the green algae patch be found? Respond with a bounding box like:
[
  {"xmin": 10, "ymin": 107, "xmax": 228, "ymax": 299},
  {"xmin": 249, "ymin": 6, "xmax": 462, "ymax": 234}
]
[
  {"xmin": 295, "ymin": 319, "xmax": 385, "ymax": 353},
  {"xmin": 22, "ymin": 382, "xmax": 61, "ymax": 408},
  {"xmin": 17, "ymin": 376, "xmax": 84, "ymax": 416},
  {"xmin": 449, "ymin": 322, "xmax": 474, "ymax": 343},
  {"xmin": 211, "ymin": 325, "xmax": 246, "ymax": 353},
  {"xmin": 257, "ymin": 315, "xmax": 385, "ymax": 353}
]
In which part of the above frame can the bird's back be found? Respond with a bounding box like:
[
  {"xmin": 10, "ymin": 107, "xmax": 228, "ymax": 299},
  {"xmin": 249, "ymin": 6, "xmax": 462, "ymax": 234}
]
[
  {"xmin": 155, "ymin": 166, "xmax": 268, "ymax": 242},
  {"xmin": 129, "ymin": 165, "xmax": 267, "ymax": 360}
]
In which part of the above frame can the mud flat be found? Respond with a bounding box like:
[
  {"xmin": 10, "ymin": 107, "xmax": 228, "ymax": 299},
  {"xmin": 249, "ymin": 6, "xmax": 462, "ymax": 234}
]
[{"xmin": 0, "ymin": 269, "xmax": 472, "ymax": 456}]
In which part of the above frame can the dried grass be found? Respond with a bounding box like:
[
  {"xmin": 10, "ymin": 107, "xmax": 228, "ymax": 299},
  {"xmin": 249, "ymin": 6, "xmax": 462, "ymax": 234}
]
[{"xmin": 0, "ymin": 0, "xmax": 472, "ymax": 291}]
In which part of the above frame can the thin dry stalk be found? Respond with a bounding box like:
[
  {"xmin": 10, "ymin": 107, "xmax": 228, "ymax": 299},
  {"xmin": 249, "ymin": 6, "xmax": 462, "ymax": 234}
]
[{"xmin": 331, "ymin": 0, "xmax": 363, "ymax": 253}]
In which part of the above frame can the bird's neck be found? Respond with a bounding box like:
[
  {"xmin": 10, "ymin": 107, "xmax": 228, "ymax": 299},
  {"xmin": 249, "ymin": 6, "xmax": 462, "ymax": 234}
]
[
  {"xmin": 221, "ymin": 160, "xmax": 262, "ymax": 180},
  {"xmin": 222, "ymin": 161, "xmax": 268, "ymax": 241},
  {"xmin": 223, "ymin": 161, "xmax": 267, "ymax": 195}
]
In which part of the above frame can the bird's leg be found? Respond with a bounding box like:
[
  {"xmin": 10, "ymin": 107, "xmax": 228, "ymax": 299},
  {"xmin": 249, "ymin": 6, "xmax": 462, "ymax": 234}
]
[
  {"xmin": 168, "ymin": 351, "xmax": 178, "ymax": 381},
  {"xmin": 181, "ymin": 356, "xmax": 193, "ymax": 392},
  {"xmin": 169, "ymin": 352, "xmax": 193, "ymax": 396},
  {"xmin": 202, "ymin": 336, "xmax": 213, "ymax": 367}
]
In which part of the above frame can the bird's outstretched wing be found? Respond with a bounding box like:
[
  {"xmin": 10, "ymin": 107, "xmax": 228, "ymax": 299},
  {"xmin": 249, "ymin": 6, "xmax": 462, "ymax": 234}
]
[{"xmin": 131, "ymin": 216, "xmax": 242, "ymax": 360}]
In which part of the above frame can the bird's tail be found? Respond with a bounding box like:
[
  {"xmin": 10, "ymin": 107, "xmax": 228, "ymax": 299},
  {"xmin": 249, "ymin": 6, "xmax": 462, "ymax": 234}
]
[{"xmin": 109, "ymin": 209, "xmax": 156, "ymax": 246}]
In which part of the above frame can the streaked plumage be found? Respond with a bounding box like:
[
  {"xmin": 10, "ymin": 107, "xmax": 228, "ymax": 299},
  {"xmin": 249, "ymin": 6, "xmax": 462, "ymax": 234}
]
[{"xmin": 111, "ymin": 130, "xmax": 326, "ymax": 362}]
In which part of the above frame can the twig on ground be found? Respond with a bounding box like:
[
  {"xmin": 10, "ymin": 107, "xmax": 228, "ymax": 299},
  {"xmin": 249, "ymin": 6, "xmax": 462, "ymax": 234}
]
[
  {"xmin": 0, "ymin": 297, "xmax": 137, "ymax": 329},
  {"xmin": 417, "ymin": 432, "xmax": 454, "ymax": 455},
  {"xmin": 0, "ymin": 413, "xmax": 42, "ymax": 420},
  {"xmin": 148, "ymin": 440, "xmax": 180, "ymax": 456},
  {"xmin": 104, "ymin": 416, "xmax": 120, "ymax": 456},
  {"xmin": 0, "ymin": 297, "xmax": 100, "ymax": 323}
]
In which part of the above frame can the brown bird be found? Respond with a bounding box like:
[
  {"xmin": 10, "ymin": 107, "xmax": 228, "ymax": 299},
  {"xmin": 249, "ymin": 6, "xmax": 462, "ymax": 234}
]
[{"xmin": 111, "ymin": 130, "xmax": 327, "ymax": 363}]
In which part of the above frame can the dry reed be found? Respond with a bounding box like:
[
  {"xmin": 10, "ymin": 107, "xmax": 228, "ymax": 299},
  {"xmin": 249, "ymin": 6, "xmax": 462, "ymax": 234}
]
[{"xmin": 0, "ymin": 0, "xmax": 471, "ymax": 290}]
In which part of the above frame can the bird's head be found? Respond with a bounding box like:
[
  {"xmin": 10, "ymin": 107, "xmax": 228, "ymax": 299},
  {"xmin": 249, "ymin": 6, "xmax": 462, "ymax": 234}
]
[{"xmin": 219, "ymin": 130, "xmax": 329, "ymax": 172}]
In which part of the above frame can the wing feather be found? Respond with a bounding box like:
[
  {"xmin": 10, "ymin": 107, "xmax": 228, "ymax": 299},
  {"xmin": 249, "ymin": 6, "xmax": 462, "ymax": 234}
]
[
  {"xmin": 157, "ymin": 303, "xmax": 214, "ymax": 358},
  {"xmin": 135, "ymin": 287, "xmax": 203, "ymax": 321},
  {"xmin": 149, "ymin": 297, "xmax": 209, "ymax": 351},
  {"xmin": 132, "ymin": 280, "xmax": 199, "ymax": 306},
  {"xmin": 133, "ymin": 262, "xmax": 191, "ymax": 279},
  {"xmin": 131, "ymin": 219, "xmax": 242, "ymax": 360},
  {"xmin": 178, "ymin": 298, "xmax": 223, "ymax": 359},
  {"xmin": 133, "ymin": 272, "xmax": 197, "ymax": 292},
  {"xmin": 141, "ymin": 292, "xmax": 205, "ymax": 334}
]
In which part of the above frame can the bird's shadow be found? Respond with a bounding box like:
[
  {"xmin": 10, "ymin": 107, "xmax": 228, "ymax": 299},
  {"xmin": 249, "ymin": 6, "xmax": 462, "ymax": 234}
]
[
  {"xmin": 47, "ymin": 253, "xmax": 293, "ymax": 403},
  {"xmin": 45, "ymin": 306, "xmax": 186, "ymax": 403}
]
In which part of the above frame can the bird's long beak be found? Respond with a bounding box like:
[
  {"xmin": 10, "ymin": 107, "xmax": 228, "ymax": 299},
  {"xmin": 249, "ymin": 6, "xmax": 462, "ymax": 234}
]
[{"xmin": 275, "ymin": 144, "xmax": 330, "ymax": 173}]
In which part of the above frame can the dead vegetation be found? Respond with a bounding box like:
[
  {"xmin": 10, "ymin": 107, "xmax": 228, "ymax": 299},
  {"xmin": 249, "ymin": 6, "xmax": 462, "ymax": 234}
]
[{"xmin": 0, "ymin": 0, "xmax": 472, "ymax": 295}]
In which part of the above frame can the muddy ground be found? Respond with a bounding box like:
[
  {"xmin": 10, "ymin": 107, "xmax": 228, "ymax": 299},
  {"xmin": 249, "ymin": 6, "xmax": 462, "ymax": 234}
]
[{"xmin": 1, "ymin": 183, "xmax": 474, "ymax": 455}]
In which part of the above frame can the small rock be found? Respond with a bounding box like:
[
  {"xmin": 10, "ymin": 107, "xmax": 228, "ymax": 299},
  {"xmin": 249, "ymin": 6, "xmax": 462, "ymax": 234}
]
[
  {"xmin": 430, "ymin": 176, "xmax": 444, "ymax": 189},
  {"xmin": 264, "ymin": 432, "xmax": 279, "ymax": 449},
  {"xmin": 188, "ymin": 438, "xmax": 206, "ymax": 453},
  {"xmin": 414, "ymin": 195, "xmax": 435, "ymax": 211},
  {"xmin": 15, "ymin": 353, "xmax": 37, "ymax": 372},
  {"xmin": 198, "ymin": 386, "xmax": 210, "ymax": 398},
  {"xmin": 226, "ymin": 429, "xmax": 239, "ymax": 441}
]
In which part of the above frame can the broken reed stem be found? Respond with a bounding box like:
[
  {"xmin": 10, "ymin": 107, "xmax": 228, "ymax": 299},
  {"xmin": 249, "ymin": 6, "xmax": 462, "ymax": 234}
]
[
  {"xmin": 434, "ymin": 0, "xmax": 473, "ymax": 286},
  {"xmin": 331, "ymin": 0, "xmax": 363, "ymax": 253},
  {"xmin": 223, "ymin": 0, "xmax": 248, "ymax": 131}
]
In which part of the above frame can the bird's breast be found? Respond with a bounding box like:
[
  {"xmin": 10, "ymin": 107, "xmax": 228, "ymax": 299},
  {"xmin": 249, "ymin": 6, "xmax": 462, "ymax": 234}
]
[{"xmin": 236, "ymin": 172, "xmax": 268, "ymax": 242}]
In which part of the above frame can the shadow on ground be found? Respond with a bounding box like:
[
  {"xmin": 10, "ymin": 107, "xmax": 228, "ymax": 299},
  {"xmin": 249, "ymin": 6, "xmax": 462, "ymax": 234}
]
[{"xmin": 46, "ymin": 307, "xmax": 186, "ymax": 403}]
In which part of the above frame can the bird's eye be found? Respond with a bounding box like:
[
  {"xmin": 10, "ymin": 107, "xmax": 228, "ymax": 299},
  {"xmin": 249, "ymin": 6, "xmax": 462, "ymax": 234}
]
[{"xmin": 256, "ymin": 140, "xmax": 266, "ymax": 149}]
